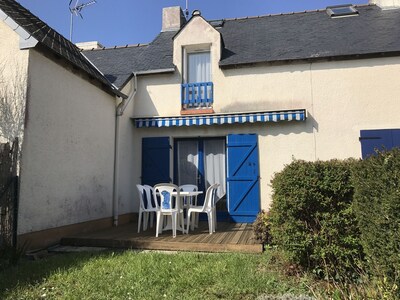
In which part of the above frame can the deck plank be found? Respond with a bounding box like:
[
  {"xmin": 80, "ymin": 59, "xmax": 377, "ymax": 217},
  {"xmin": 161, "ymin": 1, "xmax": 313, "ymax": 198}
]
[
  {"xmin": 238, "ymin": 224, "xmax": 252, "ymax": 244},
  {"xmin": 61, "ymin": 221, "xmax": 262, "ymax": 253},
  {"xmin": 221, "ymin": 223, "xmax": 245, "ymax": 244}
]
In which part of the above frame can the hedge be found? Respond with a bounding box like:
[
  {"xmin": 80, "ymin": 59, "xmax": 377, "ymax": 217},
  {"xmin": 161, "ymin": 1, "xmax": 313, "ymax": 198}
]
[
  {"xmin": 269, "ymin": 159, "xmax": 363, "ymax": 281},
  {"xmin": 352, "ymin": 148, "xmax": 400, "ymax": 293}
]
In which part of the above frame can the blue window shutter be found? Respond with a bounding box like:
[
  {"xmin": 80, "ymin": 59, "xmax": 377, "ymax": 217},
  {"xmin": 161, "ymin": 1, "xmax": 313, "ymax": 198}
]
[
  {"xmin": 142, "ymin": 137, "xmax": 171, "ymax": 186},
  {"xmin": 227, "ymin": 134, "xmax": 260, "ymax": 223},
  {"xmin": 360, "ymin": 129, "xmax": 397, "ymax": 159}
]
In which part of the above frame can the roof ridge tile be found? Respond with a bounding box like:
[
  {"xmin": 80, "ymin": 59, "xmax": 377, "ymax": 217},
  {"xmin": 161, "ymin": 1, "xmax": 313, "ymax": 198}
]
[
  {"xmin": 83, "ymin": 43, "xmax": 149, "ymax": 51},
  {"xmin": 217, "ymin": 3, "xmax": 375, "ymax": 22}
]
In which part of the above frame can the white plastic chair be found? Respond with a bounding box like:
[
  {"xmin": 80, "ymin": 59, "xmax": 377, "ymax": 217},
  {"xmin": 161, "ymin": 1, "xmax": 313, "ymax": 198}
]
[
  {"xmin": 186, "ymin": 183, "xmax": 219, "ymax": 234},
  {"xmin": 143, "ymin": 184, "xmax": 158, "ymax": 228},
  {"xmin": 136, "ymin": 184, "xmax": 158, "ymax": 233},
  {"xmin": 179, "ymin": 184, "xmax": 198, "ymax": 228},
  {"xmin": 154, "ymin": 183, "xmax": 184, "ymax": 238},
  {"xmin": 179, "ymin": 184, "xmax": 198, "ymax": 206}
]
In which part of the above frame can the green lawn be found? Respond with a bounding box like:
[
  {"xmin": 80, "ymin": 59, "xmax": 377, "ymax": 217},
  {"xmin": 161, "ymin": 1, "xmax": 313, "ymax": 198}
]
[{"xmin": 0, "ymin": 250, "xmax": 313, "ymax": 300}]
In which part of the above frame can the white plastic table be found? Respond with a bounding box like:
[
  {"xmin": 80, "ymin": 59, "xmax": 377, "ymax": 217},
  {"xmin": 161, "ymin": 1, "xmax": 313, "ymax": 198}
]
[{"xmin": 161, "ymin": 190, "xmax": 203, "ymax": 232}]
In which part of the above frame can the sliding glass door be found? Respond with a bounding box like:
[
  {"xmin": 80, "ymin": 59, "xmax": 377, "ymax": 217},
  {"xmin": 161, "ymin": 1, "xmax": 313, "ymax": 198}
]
[
  {"xmin": 174, "ymin": 138, "xmax": 226, "ymax": 204},
  {"xmin": 203, "ymin": 139, "xmax": 226, "ymax": 199}
]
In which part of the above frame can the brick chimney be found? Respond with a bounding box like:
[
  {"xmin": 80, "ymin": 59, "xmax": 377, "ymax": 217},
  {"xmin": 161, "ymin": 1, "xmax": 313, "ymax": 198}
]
[
  {"xmin": 162, "ymin": 7, "xmax": 186, "ymax": 32},
  {"xmin": 370, "ymin": 0, "xmax": 400, "ymax": 9}
]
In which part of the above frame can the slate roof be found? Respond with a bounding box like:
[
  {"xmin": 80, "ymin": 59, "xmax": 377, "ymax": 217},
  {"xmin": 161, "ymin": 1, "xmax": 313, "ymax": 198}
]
[
  {"xmin": 218, "ymin": 4, "xmax": 400, "ymax": 67},
  {"xmin": 0, "ymin": 0, "xmax": 123, "ymax": 97},
  {"xmin": 85, "ymin": 4, "xmax": 400, "ymax": 87},
  {"xmin": 83, "ymin": 31, "xmax": 176, "ymax": 88}
]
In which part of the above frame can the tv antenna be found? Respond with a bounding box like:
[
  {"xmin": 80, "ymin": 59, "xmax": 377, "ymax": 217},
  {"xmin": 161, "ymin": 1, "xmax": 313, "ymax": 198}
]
[
  {"xmin": 185, "ymin": 0, "xmax": 189, "ymax": 19},
  {"xmin": 69, "ymin": 0, "xmax": 97, "ymax": 42}
]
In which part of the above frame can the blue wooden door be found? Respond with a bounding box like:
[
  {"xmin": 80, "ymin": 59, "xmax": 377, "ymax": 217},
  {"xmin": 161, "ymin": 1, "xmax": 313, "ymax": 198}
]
[
  {"xmin": 360, "ymin": 129, "xmax": 400, "ymax": 159},
  {"xmin": 227, "ymin": 134, "xmax": 260, "ymax": 223},
  {"xmin": 142, "ymin": 137, "xmax": 171, "ymax": 186}
]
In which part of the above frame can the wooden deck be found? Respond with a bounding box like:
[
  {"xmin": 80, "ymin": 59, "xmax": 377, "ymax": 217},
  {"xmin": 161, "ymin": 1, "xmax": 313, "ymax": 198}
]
[{"xmin": 61, "ymin": 221, "xmax": 263, "ymax": 253}]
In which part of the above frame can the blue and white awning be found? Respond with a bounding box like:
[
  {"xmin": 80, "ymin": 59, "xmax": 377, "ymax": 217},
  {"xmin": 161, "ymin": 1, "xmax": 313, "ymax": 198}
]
[{"xmin": 134, "ymin": 109, "xmax": 306, "ymax": 128}]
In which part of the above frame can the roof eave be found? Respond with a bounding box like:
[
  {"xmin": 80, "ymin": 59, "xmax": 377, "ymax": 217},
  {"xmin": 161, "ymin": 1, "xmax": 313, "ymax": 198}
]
[
  {"xmin": 135, "ymin": 67, "xmax": 176, "ymax": 75},
  {"xmin": 219, "ymin": 51, "xmax": 400, "ymax": 69},
  {"xmin": 113, "ymin": 87, "xmax": 128, "ymax": 99},
  {"xmin": 0, "ymin": 8, "xmax": 38, "ymax": 49},
  {"xmin": 1, "ymin": 6, "xmax": 124, "ymax": 99}
]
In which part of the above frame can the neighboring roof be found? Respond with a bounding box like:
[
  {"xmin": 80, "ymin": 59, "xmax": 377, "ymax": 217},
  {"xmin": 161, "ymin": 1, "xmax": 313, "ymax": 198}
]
[
  {"xmin": 0, "ymin": 0, "xmax": 125, "ymax": 97},
  {"xmin": 83, "ymin": 31, "xmax": 176, "ymax": 88},
  {"xmin": 83, "ymin": 44, "xmax": 149, "ymax": 88},
  {"xmin": 84, "ymin": 4, "xmax": 400, "ymax": 82},
  {"xmin": 218, "ymin": 4, "xmax": 400, "ymax": 67}
]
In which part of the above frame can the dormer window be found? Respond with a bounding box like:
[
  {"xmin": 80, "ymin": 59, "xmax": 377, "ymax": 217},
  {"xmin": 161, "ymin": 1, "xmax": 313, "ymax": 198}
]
[
  {"xmin": 187, "ymin": 51, "xmax": 211, "ymax": 84},
  {"xmin": 181, "ymin": 47, "xmax": 213, "ymax": 114}
]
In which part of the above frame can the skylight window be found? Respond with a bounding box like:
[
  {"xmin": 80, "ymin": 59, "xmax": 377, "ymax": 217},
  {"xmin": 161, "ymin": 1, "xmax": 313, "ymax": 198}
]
[{"xmin": 327, "ymin": 4, "xmax": 358, "ymax": 18}]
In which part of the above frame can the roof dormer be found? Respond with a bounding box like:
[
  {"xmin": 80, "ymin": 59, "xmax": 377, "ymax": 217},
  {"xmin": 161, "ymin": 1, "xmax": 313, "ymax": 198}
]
[{"xmin": 173, "ymin": 10, "xmax": 221, "ymax": 115}]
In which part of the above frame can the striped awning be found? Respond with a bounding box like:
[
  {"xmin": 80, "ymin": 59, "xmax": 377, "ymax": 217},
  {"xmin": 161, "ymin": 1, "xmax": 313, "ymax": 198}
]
[{"xmin": 134, "ymin": 109, "xmax": 306, "ymax": 128}]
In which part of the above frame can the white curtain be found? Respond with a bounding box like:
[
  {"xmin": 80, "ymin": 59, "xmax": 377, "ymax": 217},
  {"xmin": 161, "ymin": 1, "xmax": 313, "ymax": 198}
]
[
  {"xmin": 204, "ymin": 139, "xmax": 226, "ymax": 199},
  {"xmin": 177, "ymin": 140, "xmax": 199, "ymax": 186},
  {"xmin": 188, "ymin": 52, "xmax": 211, "ymax": 84}
]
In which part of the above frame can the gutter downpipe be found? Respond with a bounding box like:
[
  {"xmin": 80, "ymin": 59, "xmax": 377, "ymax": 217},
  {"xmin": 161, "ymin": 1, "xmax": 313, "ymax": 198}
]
[{"xmin": 113, "ymin": 73, "xmax": 137, "ymax": 226}]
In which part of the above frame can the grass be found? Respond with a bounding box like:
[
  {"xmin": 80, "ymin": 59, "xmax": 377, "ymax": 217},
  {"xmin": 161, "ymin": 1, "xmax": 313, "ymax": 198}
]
[{"xmin": 0, "ymin": 250, "xmax": 313, "ymax": 300}]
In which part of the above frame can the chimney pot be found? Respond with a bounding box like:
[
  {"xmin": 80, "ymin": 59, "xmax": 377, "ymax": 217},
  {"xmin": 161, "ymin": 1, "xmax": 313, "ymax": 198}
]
[{"xmin": 192, "ymin": 10, "xmax": 201, "ymax": 17}]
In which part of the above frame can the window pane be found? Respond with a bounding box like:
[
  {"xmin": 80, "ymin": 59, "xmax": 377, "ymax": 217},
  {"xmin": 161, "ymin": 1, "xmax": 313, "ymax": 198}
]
[
  {"xmin": 188, "ymin": 52, "xmax": 210, "ymax": 83},
  {"xmin": 177, "ymin": 140, "xmax": 199, "ymax": 186},
  {"xmin": 203, "ymin": 139, "xmax": 226, "ymax": 199}
]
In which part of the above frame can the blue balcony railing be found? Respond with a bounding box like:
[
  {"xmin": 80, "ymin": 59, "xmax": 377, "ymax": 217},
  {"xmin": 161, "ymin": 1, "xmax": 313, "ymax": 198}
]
[{"xmin": 181, "ymin": 82, "xmax": 213, "ymax": 109}]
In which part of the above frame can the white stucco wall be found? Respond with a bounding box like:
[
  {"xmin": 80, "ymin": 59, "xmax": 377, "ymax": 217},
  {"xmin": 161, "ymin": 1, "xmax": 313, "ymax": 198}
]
[
  {"xmin": 18, "ymin": 49, "xmax": 116, "ymax": 234},
  {"xmin": 114, "ymin": 80, "xmax": 137, "ymax": 215},
  {"xmin": 0, "ymin": 21, "xmax": 29, "ymax": 144},
  {"xmin": 0, "ymin": 21, "xmax": 29, "ymax": 79},
  {"xmin": 311, "ymin": 59, "xmax": 400, "ymax": 160},
  {"xmin": 120, "ymin": 16, "xmax": 400, "ymax": 211}
]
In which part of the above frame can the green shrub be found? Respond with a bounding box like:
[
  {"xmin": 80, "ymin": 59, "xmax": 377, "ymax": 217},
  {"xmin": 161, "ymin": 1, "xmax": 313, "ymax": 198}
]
[
  {"xmin": 352, "ymin": 148, "xmax": 400, "ymax": 295},
  {"xmin": 253, "ymin": 210, "xmax": 272, "ymax": 245},
  {"xmin": 269, "ymin": 159, "xmax": 363, "ymax": 281}
]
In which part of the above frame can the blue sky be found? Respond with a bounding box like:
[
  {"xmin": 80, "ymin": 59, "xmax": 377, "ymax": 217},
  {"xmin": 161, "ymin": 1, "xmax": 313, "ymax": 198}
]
[{"xmin": 18, "ymin": 0, "xmax": 367, "ymax": 47}]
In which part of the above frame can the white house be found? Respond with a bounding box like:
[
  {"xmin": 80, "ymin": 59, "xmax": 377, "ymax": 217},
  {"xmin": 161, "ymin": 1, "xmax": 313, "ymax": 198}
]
[
  {"xmin": 0, "ymin": 0, "xmax": 127, "ymax": 249},
  {"xmin": 84, "ymin": 0, "xmax": 400, "ymax": 222},
  {"xmin": 1, "ymin": 0, "xmax": 400, "ymax": 249}
]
